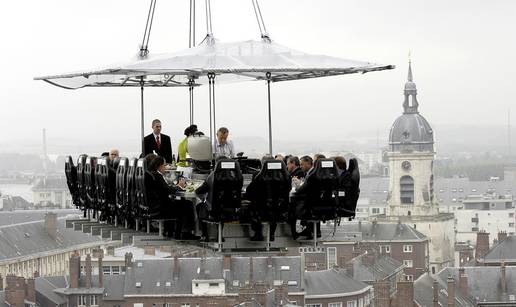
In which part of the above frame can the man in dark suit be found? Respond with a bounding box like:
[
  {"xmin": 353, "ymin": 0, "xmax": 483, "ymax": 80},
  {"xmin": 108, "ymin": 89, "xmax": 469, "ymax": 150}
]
[{"xmin": 143, "ymin": 119, "xmax": 173, "ymax": 163}]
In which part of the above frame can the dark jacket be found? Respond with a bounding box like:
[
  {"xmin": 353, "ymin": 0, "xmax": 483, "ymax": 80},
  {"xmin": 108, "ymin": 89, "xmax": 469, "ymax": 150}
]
[
  {"xmin": 143, "ymin": 133, "xmax": 173, "ymax": 163},
  {"xmin": 146, "ymin": 170, "xmax": 180, "ymax": 217},
  {"xmin": 290, "ymin": 166, "xmax": 305, "ymax": 179}
]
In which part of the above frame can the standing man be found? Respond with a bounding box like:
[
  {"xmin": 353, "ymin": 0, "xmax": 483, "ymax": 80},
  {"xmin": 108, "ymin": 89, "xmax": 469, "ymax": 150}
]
[
  {"xmin": 143, "ymin": 119, "xmax": 173, "ymax": 163},
  {"xmin": 213, "ymin": 127, "xmax": 236, "ymax": 158}
]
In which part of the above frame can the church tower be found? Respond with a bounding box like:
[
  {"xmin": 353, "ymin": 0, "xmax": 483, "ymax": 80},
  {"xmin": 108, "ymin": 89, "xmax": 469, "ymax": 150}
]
[{"xmin": 376, "ymin": 60, "xmax": 455, "ymax": 275}]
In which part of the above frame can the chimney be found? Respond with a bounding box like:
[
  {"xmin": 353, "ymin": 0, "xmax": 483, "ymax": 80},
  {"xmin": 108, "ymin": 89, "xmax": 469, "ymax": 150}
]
[
  {"xmin": 498, "ymin": 231, "xmax": 508, "ymax": 243},
  {"xmin": 5, "ymin": 275, "xmax": 26, "ymax": 307},
  {"xmin": 274, "ymin": 281, "xmax": 288, "ymax": 306},
  {"xmin": 125, "ymin": 252, "xmax": 133, "ymax": 268},
  {"xmin": 432, "ymin": 279, "xmax": 439, "ymax": 307},
  {"xmin": 345, "ymin": 260, "xmax": 354, "ymax": 277},
  {"xmin": 69, "ymin": 251, "xmax": 81, "ymax": 288},
  {"xmin": 373, "ymin": 281, "xmax": 390, "ymax": 307},
  {"xmin": 98, "ymin": 253, "xmax": 103, "ymax": 287},
  {"xmin": 475, "ymin": 231, "xmax": 490, "ymax": 260},
  {"xmin": 44, "ymin": 212, "xmax": 58, "ymax": 240},
  {"xmin": 447, "ymin": 276, "xmax": 455, "ymax": 307},
  {"xmin": 173, "ymin": 256, "xmax": 180, "ymax": 280},
  {"xmin": 395, "ymin": 281, "xmax": 414, "ymax": 306},
  {"xmin": 85, "ymin": 254, "xmax": 92, "ymax": 288},
  {"xmin": 249, "ymin": 257, "xmax": 254, "ymax": 284},
  {"xmin": 458, "ymin": 268, "xmax": 468, "ymax": 296},
  {"xmin": 25, "ymin": 277, "xmax": 36, "ymax": 303},
  {"xmin": 300, "ymin": 252, "xmax": 305, "ymax": 290},
  {"xmin": 501, "ymin": 261, "xmax": 507, "ymax": 293},
  {"xmin": 224, "ymin": 254, "xmax": 232, "ymax": 271}
]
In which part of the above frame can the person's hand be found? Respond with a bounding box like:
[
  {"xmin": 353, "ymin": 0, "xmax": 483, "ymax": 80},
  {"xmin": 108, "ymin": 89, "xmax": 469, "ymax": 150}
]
[{"xmin": 177, "ymin": 177, "xmax": 187, "ymax": 189}]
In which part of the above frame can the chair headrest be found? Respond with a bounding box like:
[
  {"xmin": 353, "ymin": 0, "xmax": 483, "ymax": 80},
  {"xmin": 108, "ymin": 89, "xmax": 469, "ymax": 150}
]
[
  {"xmin": 118, "ymin": 157, "xmax": 128, "ymax": 168},
  {"xmin": 187, "ymin": 135, "xmax": 212, "ymax": 161},
  {"xmin": 313, "ymin": 158, "xmax": 338, "ymax": 178},
  {"xmin": 257, "ymin": 160, "xmax": 290, "ymax": 180},
  {"xmin": 136, "ymin": 158, "xmax": 147, "ymax": 170}
]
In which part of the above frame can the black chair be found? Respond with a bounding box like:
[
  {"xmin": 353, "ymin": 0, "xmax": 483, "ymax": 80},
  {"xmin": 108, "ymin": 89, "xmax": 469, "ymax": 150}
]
[
  {"xmin": 337, "ymin": 158, "xmax": 360, "ymax": 219},
  {"xmin": 246, "ymin": 159, "xmax": 291, "ymax": 241},
  {"xmin": 203, "ymin": 159, "xmax": 243, "ymax": 250},
  {"xmin": 115, "ymin": 157, "xmax": 129, "ymax": 226},
  {"xmin": 134, "ymin": 158, "xmax": 151, "ymax": 232},
  {"xmin": 125, "ymin": 158, "xmax": 138, "ymax": 228},
  {"xmin": 76, "ymin": 155, "xmax": 88, "ymax": 216},
  {"xmin": 106, "ymin": 158, "xmax": 119, "ymax": 224},
  {"xmin": 210, "ymin": 159, "xmax": 244, "ymax": 222},
  {"xmin": 84, "ymin": 156, "xmax": 98, "ymax": 219},
  {"xmin": 305, "ymin": 158, "xmax": 339, "ymax": 221},
  {"xmin": 65, "ymin": 156, "xmax": 79, "ymax": 208},
  {"xmin": 95, "ymin": 157, "xmax": 109, "ymax": 221}
]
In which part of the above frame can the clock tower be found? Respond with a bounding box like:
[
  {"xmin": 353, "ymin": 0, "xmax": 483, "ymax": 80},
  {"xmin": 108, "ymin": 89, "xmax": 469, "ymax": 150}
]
[{"xmin": 376, "ymin": 60, "xmax": 455, "ymax": 275}]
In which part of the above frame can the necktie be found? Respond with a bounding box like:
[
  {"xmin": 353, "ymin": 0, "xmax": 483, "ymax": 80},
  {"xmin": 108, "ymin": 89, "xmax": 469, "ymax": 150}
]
[{"xmin": 156, "ymin": 135, "xmax": 161, "ymax": 149}]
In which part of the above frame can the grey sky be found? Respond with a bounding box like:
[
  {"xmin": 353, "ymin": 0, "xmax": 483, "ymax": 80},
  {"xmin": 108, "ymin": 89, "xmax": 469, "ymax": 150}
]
[{"xmin": 1, "ymin": 0, "xmax": 515, "ymax": 155}]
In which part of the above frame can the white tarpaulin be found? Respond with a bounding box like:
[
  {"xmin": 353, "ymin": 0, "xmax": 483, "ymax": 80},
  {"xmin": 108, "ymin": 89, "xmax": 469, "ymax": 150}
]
[{"xmin": 35, "ymin": 36, "xmax": 394, "ymax": 89}]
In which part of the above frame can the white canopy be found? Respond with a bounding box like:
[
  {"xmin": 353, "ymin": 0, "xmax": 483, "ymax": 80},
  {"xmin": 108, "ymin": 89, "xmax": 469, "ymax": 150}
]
[{"xmin": 35, "ymin": 36, "xmax": 394, "ymax": 89}]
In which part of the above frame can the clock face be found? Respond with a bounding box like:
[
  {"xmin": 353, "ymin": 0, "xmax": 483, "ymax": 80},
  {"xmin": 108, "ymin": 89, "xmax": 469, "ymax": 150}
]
[{"xmin": 402, "ymin": 161, "xmax": 411, "ymax": 171}]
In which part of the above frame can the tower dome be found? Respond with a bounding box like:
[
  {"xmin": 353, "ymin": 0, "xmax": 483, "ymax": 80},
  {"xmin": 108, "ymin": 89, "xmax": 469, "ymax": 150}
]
[{"xmin": 389, "ymin": 60, "xmax": 434, "ymax": 152}]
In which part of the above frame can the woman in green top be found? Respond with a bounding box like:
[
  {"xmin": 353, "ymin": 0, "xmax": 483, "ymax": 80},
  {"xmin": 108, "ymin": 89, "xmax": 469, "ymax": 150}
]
[{"xmin": 177, "ymin": 124, "xmax": 198, "ymax": 167}]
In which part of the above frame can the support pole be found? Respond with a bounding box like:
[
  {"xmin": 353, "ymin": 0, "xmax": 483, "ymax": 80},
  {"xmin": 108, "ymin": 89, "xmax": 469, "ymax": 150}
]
[
  {"xmin": 208, "ymin": 74, "xmax": 213, "ymax": 147},
  {"xmin": 266, "ymin": 72, "xmax": 273, "ymax": 156},
  {"xmin": 208, "ymin": 73, "xmax": 216, "ymax": 152},
  {"xmin": 140, "ymin": 77, "xmax": 145, "ymax": 153},
  {"xmin": 189, "ymin": 79, "xmax": 194, "ymax": 125}
]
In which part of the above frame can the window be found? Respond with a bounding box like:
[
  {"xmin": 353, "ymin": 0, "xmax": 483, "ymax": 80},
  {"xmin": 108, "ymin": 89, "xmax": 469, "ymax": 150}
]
[
  {"xmin": 329, "ymin": 303, "xmax": 342, "ymax": 307},
  {"xmin": 103, "ymin": 266, "xmax": 111, "ymax": 275},
  {"xmin": 162, "ymin": 304, "xmax": 171, "ymax": 307},
  {"xmin": 347, "ymin": 301, "xmax": 357, "ymax": 307},
  {"xmin": 180, "ymin": 304, "xmax": 190, "ymax": 307},
  {"xmin": 327, "ymin": 247, "xmax": 337, "ymax": 268},
  {"xmin": 305, "ymin": 305, "xmax": 322, "ymax": 307},
  {"xmin": 380, "ymin": 245, "xmax": 391, "ymax": 254},
  {"xmin": 358, "ymin": 298, "xmax": 364, "ymax": 307},
  {"xmin": 403, "ymin": 245, "xmax": 413, "ymax": 253},
  {"xmin": 403, "ymin": 260, "xmax": 413, "ymax": 268},
  {"xmin": 209, "ymin": 283, "xmax": 219, "ymax": 287},
  {"xmin": 78, "ymin": 295, "xmax": 87, "ymax": 306},
  {"xmin": 112, "ymin": 266, "xmax": 120, "ymax": 275},
  {"xmin": 405, "ymin": 275, "xmax": 414, "ymax": 281},
  {"xmin": 91, "ymin": 295, "xmax": 98, "ymax": 306},
  {"xmin": 372, "ymin": 208, "xmax": 380, "ymax": 214},
  {"xmin": 400, "ymin": 176, "xmax": 414, "ymax": 204}
]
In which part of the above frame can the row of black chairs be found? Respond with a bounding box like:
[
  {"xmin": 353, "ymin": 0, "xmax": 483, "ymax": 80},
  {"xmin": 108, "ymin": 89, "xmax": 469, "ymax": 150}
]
[{"xmin": 65, "ymin": 155, "xmax": 359, "ymax": 241}]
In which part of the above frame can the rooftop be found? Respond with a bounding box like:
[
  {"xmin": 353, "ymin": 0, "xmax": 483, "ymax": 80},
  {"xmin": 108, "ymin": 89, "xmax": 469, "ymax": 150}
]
[
  {"xmin": 0, "ymin": 216, "xmax": 106, "ymax": 262},
  {"xmin": 349, "ymin": 254, "xmax": 404, "ymax": 282},
  {"xmin": 482, "ymin": 236, "xmax": 516, "ymax": 263},
  {"xmin": 304, "ymin": 269, "xmax": 370, "ymax": 297}
]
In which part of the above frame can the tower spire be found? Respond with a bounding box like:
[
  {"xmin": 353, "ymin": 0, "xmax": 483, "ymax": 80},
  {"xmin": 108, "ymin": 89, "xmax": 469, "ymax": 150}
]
[
  {"xmin": 403, "ymin": 56, "xmax": 419, "ymax": 114},
  {"xmin": 408, "ymin": 58, "xmax": 413, "ymax": 82}
]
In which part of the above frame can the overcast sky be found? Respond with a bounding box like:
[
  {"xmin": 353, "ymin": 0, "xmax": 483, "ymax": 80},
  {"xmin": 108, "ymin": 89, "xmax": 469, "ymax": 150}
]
[{"xmin": 1, "ymin": 0, "xmax": 515, "ymax": 155}]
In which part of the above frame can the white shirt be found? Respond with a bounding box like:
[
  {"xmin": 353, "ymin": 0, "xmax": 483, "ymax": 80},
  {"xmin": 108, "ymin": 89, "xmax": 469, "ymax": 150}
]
[{"xmin": 213, "ymin": 139, "xmax": 235, "ymax": 158}]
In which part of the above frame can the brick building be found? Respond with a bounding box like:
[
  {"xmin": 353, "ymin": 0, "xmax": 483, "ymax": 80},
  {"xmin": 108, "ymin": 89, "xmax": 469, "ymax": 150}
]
[{"xmin": 293, "ymin": 221, "xmax": 429, "ymax": 280}]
